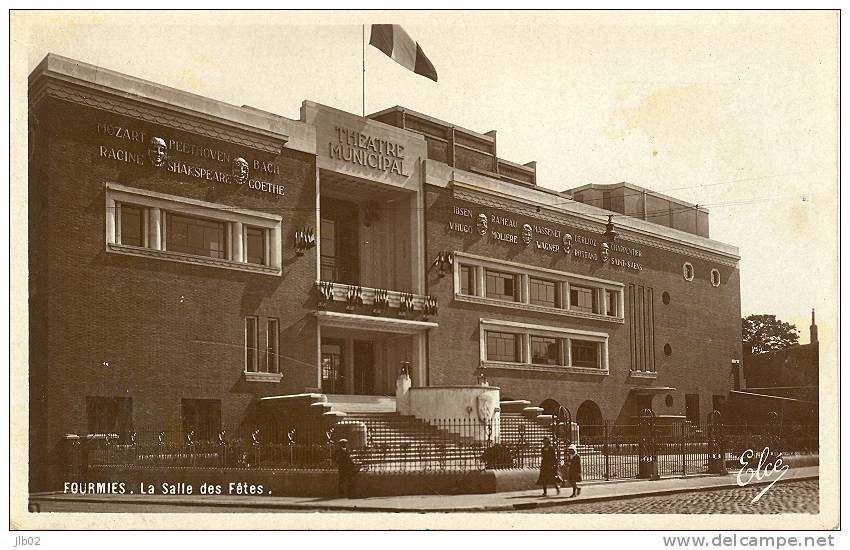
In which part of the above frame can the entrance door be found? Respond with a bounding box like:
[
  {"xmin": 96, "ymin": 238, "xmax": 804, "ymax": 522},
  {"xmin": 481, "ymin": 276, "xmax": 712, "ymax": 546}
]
[
  {"xmin": 636, "ymin": 394, "xmax": 653, "ymax": 413},
  {"xmin": 685, "ymin": 394, "xmax": 700, "ymax": 426},
  {"xmin": 321, "ymin": 339, "xmax": 344, "ymax": 394},
  {"xmin": 353, "ymin": 341, "xmax": 375, "ymax": 395}
]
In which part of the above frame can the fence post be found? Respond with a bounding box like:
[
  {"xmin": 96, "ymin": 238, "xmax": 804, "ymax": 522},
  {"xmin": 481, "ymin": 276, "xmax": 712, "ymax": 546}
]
[
  {"xmin": 603, "ymin": 421, "xmax": 610, "ymax": 481},
  {"xmin": 680, "ymin": 421, "xmax": 686, "ymax": 477}
]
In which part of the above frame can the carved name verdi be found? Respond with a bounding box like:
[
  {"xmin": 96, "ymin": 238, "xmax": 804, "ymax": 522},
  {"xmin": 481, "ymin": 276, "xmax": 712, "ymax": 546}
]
[
  {"xmin": 95, "ymin": 122, "xmax": 283, "ymax": 195},
  {"xmin": 329, "ymin": 126, "xmax": 405, "ymax": 175}
]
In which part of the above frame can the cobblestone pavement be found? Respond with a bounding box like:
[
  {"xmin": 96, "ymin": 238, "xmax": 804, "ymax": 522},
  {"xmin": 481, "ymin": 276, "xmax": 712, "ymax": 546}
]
[{"xmin": 516, "ymin": 480, "xmax": 819, "ymax": 514}]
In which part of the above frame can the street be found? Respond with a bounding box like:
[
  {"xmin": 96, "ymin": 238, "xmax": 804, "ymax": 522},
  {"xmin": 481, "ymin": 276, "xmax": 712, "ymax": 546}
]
[{"xmin": 516, "ymin": 480, "xmax": 818, "ymax": 514}]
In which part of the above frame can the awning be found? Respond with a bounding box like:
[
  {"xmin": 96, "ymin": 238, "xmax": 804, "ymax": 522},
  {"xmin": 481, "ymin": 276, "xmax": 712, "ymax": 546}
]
[{"xmin": 315, "ymin": 310, "xmax": 438, "ymax": 334}]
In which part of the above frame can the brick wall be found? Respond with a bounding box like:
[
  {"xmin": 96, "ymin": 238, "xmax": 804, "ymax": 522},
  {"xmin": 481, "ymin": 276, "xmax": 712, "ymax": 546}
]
[
  {"xmin": 424, "ymin": 185, "xmax": 742, "ymax": 424},
  {"xmin": 29, "ymin": 99, "xmax": 318, "ymax": 489}
]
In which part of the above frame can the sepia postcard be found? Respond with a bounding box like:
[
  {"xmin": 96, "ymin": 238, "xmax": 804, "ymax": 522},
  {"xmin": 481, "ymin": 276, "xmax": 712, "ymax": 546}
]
[{"xmin": 9, "ymin": 9, "xmax": 840, "ymax": 535}]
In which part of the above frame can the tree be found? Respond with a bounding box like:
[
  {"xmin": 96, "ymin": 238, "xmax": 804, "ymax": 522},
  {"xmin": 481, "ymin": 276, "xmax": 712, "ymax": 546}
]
[{"xmin": 742, "ymin": 314, "xmax": 799, "ymax": 354}]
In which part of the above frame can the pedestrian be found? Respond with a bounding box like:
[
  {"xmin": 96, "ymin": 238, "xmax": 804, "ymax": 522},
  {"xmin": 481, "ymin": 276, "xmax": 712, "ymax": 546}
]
[
  {"xmin": 331, "ymin": 438, "xmax": 359, "ymax": 498},
  {"xmin": 565, "ymin": 443, "xmax": 582, "ymax": 497},
  {"xmin": 536, "ymin": 437, "xmax": 560, "ymax": 496}
]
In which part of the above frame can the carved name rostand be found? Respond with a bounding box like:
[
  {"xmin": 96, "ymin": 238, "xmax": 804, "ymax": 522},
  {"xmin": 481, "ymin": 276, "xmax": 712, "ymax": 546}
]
[{"xmin": 447, "ymin": 203, "xmax": 645, "ymax": 270}]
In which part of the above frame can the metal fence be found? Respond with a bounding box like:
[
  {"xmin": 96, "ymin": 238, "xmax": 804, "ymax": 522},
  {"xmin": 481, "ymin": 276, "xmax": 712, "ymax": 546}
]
[{"xmin": 66, "ymin": 410, "xmax": 817, "ymax": 481}]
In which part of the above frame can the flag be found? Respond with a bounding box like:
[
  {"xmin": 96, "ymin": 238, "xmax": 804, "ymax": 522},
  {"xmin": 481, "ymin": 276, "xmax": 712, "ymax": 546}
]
[{"xmin": 369, "ymin": 24, "xmax": 438, "ymax": 82}]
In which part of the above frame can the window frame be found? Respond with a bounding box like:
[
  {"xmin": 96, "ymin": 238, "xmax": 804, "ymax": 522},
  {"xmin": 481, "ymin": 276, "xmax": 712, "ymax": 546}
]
[
  {"xmin": 454, "ymin": 252, "xmax": 624, "ymax": 323},
  {"xmin": 106, "ymin": 183, "xmax": 282, "ymax": 275},
  {"xmin": 479, "ymin": 318, "xmax": 609, "ymax": 375}
]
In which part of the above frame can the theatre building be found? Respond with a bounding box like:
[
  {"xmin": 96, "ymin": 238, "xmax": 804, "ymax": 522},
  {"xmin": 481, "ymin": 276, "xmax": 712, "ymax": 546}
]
[{"xmin": 28, "ymin": 54, "xmax": 742, "ymax": 490}]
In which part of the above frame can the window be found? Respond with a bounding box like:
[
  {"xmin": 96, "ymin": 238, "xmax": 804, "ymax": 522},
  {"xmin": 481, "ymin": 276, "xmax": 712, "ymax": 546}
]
[
  {"xmin": 570, "ymin": 285, "xmax": 597, "ymax": 313},
  {"xmin": 683, "ymin": 262, "xmax": 695, "ymax": 281},
  {"xmin": 320, "ymin": 218, "xmax": 336, "ymax": 281},
  {"xmin": 166, "ymin": 213, "xmax": 226, "ymax": 259},
  {"xmin": 664, "ymin": 343, "xmax": 672, "ymax": 356},
  {"xmin": 571, "ymin": 340, "xmax": 599, "ymax": 368},
  {"xmin": 531, "ymin": 335, "xmax": 560, "ymax": 365},
  {"xmin": 321, "ymin": 339, "xmax": 344, "ymax": 394},
  {"xmin": 459, "ymin": 265, "xmax": 476, "ymax": 296},
  {"xmin": 662, "ymin": 291, "xmax": 670, "ymax": 305},
  {"xmin": 486, "ymin": 270, "xmax": 518, "ymax": 302},
  {"xmin": 86, "ymin": 397, "xmax": 133, "ymax": 437},
  {"xmin": 245, "ymin": 317, "xmax": 259, "ymax": 372},
  {"xmin": 486, "ymin": 331, "xmax": 520, "ymax": 362},
  {"xmin": 246, "ymin": 227, "xmax": 266, "ymax": 265},
  {"xmin": 710, "ymin": 268, "xmax": 721, "ymax": 287},
  {"xmin": 529, "ymin": 278, "xmax": 558, "ymax": 308},
  {"xmin": 106, "ymin": 184, "xmax": 282, "ymax": 275},
  {"xmin": 181, "ymin": 399, "xmax": 221, "ymax": 442},
  {"xmin": 266, "ymin": 318, "xmax": 279, "ymax": 374},
  {"xmin": 605, "ymin": 289, "xmax": 618, "ymax": 317},
  {"xmin": 119, "ymin": 204, "xmax": 145, "ymax": 247}
]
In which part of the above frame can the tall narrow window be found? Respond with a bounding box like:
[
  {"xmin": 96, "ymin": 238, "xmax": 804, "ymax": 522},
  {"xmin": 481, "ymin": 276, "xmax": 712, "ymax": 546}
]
[
  {"xmin": 245, "ymin": 316, "xmax": 258, "ymax": 372},
  {"xmin": 459, "ymin": 265, "xmax": 476, "ymax": 296},
  {"xmin": 485, "ymin": 270, "xmax": 518, "ymax": 302},
  {"xmin": 485, "ymin": 331, "xmax": 520, "ymax": 362},
  {"xmin": 119, "ymin": 204, "xmax": 145, "ymax": 247},
  {"xmin": 605, "ymin": 289, "xmax": 618, "ymax": 317},
  {"xmin": 529, "ymin": 278, "xmax": 558, "ymax": 308},
  {"xmin": 246, "ymin": 227, "xmax": 266, "ymax": 265},
  {"xmin": 166, "ymin": 213, "xmax": 226, "ymax": 259},
  {"xmin": 266, "ymin": 318, "xmax": 279, "ymax": 374},
  {"xmin": 570, "ymin": 285, "xmax": 598, "ymax": 313}
]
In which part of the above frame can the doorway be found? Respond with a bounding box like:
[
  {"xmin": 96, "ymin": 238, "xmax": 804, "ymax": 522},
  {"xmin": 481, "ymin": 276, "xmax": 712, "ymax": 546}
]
[
  {"xmin": 353, "ymin": 341, "xmax": 375, "ymax": 395},
  {"xmin": 321, "ymin": 339, "xmax": 344, "ymax": 394}
]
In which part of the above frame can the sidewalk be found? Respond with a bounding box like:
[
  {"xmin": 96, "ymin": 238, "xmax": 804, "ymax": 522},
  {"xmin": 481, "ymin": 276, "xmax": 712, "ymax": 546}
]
[{"xmin": 30, "ymin": 466, "xmax": 818, "ymax": 512}]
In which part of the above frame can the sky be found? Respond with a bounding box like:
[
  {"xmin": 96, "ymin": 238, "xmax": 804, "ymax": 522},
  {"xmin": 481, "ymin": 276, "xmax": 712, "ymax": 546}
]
[{"xmin": 13, "ymin": 10, "xmax": 839, "ymax": 345}]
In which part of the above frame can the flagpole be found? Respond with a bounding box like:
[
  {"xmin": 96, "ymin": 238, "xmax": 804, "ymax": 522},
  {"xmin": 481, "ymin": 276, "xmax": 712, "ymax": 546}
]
[{"xmin": 362, "ymin": 24, "xmax": 365, "ymax": 117}]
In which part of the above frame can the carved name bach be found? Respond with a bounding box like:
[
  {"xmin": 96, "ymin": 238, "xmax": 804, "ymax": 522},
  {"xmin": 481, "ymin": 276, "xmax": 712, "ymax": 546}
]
[
  {"xmin": 95, "ymin": 123, "xmax": 284, "ymax": 196},
  {"xmin": 448, "ymin": 203, "xmax": 645, "ymax": 270},
  {"xmin": 329, "ymin": 126, "xmax": 405, "ymax": 175}
]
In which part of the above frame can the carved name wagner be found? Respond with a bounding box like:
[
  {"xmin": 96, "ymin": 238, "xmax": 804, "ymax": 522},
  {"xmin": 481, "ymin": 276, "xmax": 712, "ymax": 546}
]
[{"xmin": 447, "ymin": 202, "xmax": 645, "ymax": 271}]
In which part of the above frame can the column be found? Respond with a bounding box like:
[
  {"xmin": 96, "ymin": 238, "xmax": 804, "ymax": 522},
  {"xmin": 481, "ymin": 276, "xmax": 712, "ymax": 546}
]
[
  {"xmin": 232, "ymin": 221, "xmax": 244, "ymax": 262},
  {"xmin": 106, "ymin": 198, "xmax": 117, "ymax": 244},
  {"xmin": 148, "ymin": 207, "xmax": 162, "ymax": 250},
  {"xmin": 270, "ymin": 225, "xmax": 281, "ymax": 268}
]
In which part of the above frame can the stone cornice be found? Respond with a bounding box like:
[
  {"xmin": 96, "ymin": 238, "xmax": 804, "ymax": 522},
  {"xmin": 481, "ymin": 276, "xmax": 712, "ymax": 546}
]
[{"xmin": 28, "ymin": 54, "xmax": 311, "ymax": 155}]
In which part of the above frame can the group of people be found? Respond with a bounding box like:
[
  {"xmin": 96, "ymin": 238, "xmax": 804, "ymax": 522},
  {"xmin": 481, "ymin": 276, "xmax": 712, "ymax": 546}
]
[{"xmin": 537, "ymin": 437, "xmax": 582, "ymax": 497}]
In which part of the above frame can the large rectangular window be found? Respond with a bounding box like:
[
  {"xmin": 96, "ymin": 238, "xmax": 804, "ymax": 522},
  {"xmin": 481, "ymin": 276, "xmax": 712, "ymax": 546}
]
[
  {"xmin": 460, "ymin": 265, "xmax": 476, "ymax": 296},
  {"xmin": 86, "ymin": 397, "xmax": 133, "ymax": 437},
  {"xmin": 571, "ymin": 340, "xmax": 600, "ymax": 368},
  {"xmin": 166, "ymin": 213, "xmax": 226, "ymax": 259},
  {"xmin": 531, "ymin": 335, "xmax": 560, "ymax": 365},
  {"xmin": 119, "ymin": 204, "xmax": 145, "ymax": 247},
  {"xmin": 485, "ymin": 270, "xmax": 518, "ymax": 302},
  {"xmin": 181, "ymin": 399, "xmax": 221, "ymax": 442},
  {"xmin": 529, "ymin": 278, "xmax": 558, "ymax": 308},
  {"xmin": 605, "ymin": 289, "xmax": 618, "ymax": 317},
  {"xmin": 485, "ymin": 331, "xmax": 520, "ymax": 362},
  {"xmin": 245, "ymin": 227, "xmax": 266, "ymax": 265},
  {"xmin": 266, "ymin": 318, "xmax": 279, "ymax": 374},
  {"xmin": 245, "ymin": 316, "xmax": 259, "ymax": 372},
  {"xmin": 570, "ymin": 285, "xmax": 598, "ymax": 314}
]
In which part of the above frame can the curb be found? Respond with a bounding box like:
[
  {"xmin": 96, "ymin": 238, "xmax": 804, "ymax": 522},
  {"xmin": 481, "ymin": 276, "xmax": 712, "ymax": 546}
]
[{"xmin": 30, "ymin": 472, "xmax": 819, "ymax": 513}]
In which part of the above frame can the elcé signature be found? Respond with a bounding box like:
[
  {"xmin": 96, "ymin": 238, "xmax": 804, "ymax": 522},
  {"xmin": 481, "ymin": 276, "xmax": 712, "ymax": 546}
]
[{"xmin": 736, "ymin": 446, "xmax": 789, "ymax": 503}]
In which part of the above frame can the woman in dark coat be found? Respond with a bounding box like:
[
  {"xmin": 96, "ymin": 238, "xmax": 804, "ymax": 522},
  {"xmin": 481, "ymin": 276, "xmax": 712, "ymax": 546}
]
[
  {"xmin": 536, "ymin": 437, "xmax": 560, "ymax": 496},
  {"xmin": 565, "ymin": 444, "xmax": 582, "ymax": 497}
]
